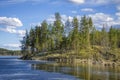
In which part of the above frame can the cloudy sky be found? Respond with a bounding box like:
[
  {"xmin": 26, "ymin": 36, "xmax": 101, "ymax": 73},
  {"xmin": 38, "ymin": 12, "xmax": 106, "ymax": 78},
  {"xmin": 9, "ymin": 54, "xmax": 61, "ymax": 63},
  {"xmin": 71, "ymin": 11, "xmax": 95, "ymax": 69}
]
[{"xmin": 0, "ymin": 0, "xmax": 120, "ymax": 50}]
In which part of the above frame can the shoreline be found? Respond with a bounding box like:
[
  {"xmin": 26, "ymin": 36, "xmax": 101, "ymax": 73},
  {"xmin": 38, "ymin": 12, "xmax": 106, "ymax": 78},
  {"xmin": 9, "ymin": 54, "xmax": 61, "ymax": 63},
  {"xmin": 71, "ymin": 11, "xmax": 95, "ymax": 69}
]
[
  {"xmin": 30, "ymin": 56, "xmax": 120, "ymax": 67},
  {"xmin": 20, "ymin": 47, "xmax": 120, "ymax": 67}
]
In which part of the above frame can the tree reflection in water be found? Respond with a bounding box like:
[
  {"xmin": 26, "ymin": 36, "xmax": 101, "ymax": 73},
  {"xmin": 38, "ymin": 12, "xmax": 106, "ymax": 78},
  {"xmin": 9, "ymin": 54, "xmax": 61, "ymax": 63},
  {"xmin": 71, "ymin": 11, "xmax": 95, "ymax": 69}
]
[{"xmin": 32, "ymin": 62, "xmax": 120, "ymax": 80}]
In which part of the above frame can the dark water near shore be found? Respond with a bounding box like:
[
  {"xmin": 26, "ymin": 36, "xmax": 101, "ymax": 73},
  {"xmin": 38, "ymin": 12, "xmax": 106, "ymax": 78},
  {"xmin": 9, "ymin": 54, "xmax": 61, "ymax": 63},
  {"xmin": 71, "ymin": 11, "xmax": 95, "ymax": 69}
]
[
  {"xmin": 32, "ymin": 62, "xmax": 120, "ymax": 80},
  {"xmin": 0, "ymin": 56, "xmax": 120, "ymax": 80}
]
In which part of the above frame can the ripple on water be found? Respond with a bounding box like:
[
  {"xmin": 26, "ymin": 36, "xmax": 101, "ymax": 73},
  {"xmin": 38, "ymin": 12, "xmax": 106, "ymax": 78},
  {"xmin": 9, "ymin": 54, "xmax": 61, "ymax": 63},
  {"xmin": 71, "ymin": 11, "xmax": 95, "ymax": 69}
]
[{"xmin": 0, "ymin": 56, "xmax": 79, "ymax": 80}]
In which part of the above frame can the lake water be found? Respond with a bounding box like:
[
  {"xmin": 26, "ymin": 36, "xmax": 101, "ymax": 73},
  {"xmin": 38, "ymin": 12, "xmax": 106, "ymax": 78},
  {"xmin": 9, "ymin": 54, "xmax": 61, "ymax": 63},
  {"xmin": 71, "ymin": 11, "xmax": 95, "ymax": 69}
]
[{"xmin": 0, "ymin": 56, "xmax": 120, "ymax": 80}]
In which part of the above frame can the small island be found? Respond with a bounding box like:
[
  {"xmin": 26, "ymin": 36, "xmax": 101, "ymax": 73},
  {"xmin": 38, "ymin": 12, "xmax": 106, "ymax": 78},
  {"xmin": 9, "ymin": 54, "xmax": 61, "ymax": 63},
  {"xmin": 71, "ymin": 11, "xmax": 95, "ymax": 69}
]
[
  {"xmin": 20, "ymin": 13, "xmax": 120, "ymax": 67},
  {"xmin": 0, "ymin": 48, "xmax": 21, "ymax": 56}
]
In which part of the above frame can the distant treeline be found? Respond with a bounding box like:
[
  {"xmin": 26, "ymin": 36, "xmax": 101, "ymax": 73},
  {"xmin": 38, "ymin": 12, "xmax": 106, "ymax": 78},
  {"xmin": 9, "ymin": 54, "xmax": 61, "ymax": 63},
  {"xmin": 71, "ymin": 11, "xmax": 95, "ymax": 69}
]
[
  {"xmin": 0, "ymin": 48, "xmax": 21, "ymax": 55},
  {"xmin": 20, "ymin": 12, "xmax": 120, "ymax": 59}
]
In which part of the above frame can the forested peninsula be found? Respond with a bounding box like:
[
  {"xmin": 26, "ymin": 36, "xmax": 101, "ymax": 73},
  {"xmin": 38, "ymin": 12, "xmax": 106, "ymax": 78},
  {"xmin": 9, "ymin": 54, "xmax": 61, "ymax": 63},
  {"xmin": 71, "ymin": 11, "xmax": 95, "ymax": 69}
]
[
  {"xmin": 20, "ymin": 13, "xmax": 120, "ymax": 66},
  {"xmin": 0, "ymin": 48, "xmax": 21, "ymax": 56}
]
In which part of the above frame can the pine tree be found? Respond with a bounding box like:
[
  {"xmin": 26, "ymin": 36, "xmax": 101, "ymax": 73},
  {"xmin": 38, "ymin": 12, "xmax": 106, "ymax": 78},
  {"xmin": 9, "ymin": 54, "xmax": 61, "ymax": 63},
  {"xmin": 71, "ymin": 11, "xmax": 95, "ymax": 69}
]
[
  {"xmin": 101, "ymin": 26, "xmax": 109, "ymax": 54},
  {"xmin": 70, "ymin": 17, "xmax": 79, "ymax": 54},
  {"xmin": 29, "ymin": 28, "xmax": 35, "ymax": 54},
  {"xmin": 34, "ymin": 26, "xmax": 41, "ymax": 52},
  {"xmin": 90, "ymin": 26, "xmax": 96, "ymax": 48},
  {"xmin": 117, "ymin": 29, "xmax": 120, "ymax": 48},
  {"xmin": 20, "ymin": 30, "xmax": 30, "ymax": 54},
  {"xmin": 41, "ymin": 20, "xmax": 48, "ymax": 51},
  {"xmin": 54, "ymin": 12, "xmax": 64, "ymax": 49},
  {"xmin": 80, "ymin": 16, "xmax": 93, "ymax": 48},
  {"xmin": 109, "ymin": 26, "xmax": 118, "ymax": 49}
]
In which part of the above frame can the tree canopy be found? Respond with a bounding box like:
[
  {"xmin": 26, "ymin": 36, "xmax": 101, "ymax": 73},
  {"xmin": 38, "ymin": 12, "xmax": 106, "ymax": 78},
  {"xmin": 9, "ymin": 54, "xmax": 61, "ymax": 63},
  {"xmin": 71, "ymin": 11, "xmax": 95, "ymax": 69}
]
[{"xmin": 20, "ymin": 13, "xmax": 120, "ymax": 60}]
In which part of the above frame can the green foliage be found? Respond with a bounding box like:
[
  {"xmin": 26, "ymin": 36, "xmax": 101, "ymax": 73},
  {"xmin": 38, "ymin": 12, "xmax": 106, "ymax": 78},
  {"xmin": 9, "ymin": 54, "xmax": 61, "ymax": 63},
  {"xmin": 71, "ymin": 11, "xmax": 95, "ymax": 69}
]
[
  {"xmin": 0, "ymin": 48, "xmax": 21, "ymax": 55},
  {"xmin": 20, "ymin": 12, "xmax": 120, "ymax": 61},
  {"xmin": 109, "ymin": 26, "xmax": 117, "ymax": 49},
  {"xmin": 70, "ymin": 17, "xmax": 79, "ymax": 54},
  {"xmin": 54, "ymin": 13, "xmax": 64, "ymax": 49},
  {"xmin": 80, "ymin": 16, "xmax": 93, "ymax": 48}
]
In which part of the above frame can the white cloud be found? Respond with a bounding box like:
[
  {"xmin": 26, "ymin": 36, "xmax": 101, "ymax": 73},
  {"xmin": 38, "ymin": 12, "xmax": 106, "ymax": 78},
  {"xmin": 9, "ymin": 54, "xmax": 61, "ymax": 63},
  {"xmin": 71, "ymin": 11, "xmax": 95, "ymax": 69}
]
[
  {"xmin": 89, "ymin": 13, "xmax": 113, "ymax": 22},
  {"xmin": 47, "ymin": 14, "xmax": 73, "ymax": 24},
  {"xmin": 69, "ymin": 0, "xmax": 85, "ymax": 4},
  {"xmin": 68, "ymin": 16, "xmax": 74, "ymax": 22},
  {"xmin": 0, "ymin": 17, "xmax": 25, "ymax": 37},
  {"xmin": 2, "ymin": 43, "xmax": 21, "ymax": 50},
  {"xmin": 88, "ymin": 0, "xmax": 109, "ymax": 4},
  {"xmin": 6, "ymin": 27, "xmax": 17, "ymax": 33},
  {"xmin": 47, "ymin": 13, "xmax": 120, "ymax": 29},
  {"xmin": 88, "ymin": 13, "xmax": 120, "ymax": 28},
  {"xmin": 0, "ymin": 27, "xmax": 25, "ymax": 37},
  {"xmin": 86, "ymin": 0, "xmax": 120, "ymax": 5},
  {"xmin": 30, "ymin": 22, "xmax": 41, "ymax": 28},
  {"xmin": 61, "ymin": 15, "xmax": 69, "ymax": 24},
  {"xmin": 116, "ymin": 12, "xmax": 120, "ymax": 16},
  {"xmin": 47, "ymin": 15, "xmax": 55, "ymax": 24},
  {"xmin": 0, "ymin": 17, "xmax": 22, "ymax": 27},
  {"xmin": 68, "ymin": 0, "xmax": 111, "ymax": 5},
  {"xmin": 17, "ymin": 30, "xmax": 26, "ymax": 37},
  {"xmin": 3, "ymin": 43, "xmax": 21, "ymax": 50},
  {"xmin": 81, "ymin": 8, "xmax": 94, "ymax": 12},
  {"xmin": 79, "ymin": 0, "xmax": 119, "ymax": 5},
  {"xmin": 69, "ymin": 0, "xmax": 120, "ymax": 5},
  {"xmin": 3, "ymin": 43, "xmax": 21, "ymax": 48}
]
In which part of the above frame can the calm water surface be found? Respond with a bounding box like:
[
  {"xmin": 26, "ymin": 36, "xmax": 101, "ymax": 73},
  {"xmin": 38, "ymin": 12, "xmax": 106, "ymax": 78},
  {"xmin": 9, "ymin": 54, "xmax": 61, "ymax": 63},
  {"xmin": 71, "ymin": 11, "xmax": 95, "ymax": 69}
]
[{"xmin": 0, "ymin": 56, "xmax": 120, "ymax": 80}]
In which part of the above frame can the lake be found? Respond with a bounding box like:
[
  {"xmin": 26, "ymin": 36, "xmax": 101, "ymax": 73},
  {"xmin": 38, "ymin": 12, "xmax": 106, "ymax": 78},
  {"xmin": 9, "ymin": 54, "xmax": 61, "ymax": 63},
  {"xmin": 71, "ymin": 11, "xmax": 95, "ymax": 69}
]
[{"xmin": 0, "ymin": 56, "xmax": 120, "ymax": 80}]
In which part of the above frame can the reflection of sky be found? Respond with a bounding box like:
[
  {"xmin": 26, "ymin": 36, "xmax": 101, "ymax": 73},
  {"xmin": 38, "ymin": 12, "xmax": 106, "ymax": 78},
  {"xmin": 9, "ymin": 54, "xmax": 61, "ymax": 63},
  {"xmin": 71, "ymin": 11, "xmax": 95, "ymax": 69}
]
[{"xmin": 0, "ymin": 56, "xmax": 78, "ymax": 80}]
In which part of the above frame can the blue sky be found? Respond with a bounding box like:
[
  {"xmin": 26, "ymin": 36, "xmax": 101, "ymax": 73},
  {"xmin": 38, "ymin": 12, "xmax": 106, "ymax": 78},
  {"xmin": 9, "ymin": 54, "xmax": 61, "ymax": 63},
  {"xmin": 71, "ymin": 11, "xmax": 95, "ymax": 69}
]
[{"xmin": 0, "ymin": 0, "xmax": 120, "ymax": 50}]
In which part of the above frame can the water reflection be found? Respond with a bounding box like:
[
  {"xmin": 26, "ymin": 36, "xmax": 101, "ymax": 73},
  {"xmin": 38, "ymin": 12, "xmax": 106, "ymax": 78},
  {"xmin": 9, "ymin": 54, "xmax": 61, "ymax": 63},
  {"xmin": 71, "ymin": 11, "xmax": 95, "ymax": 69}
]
[
  {"xmin": 32, "ymin": 63, "xmax": 120, "ymax": 80},
  {"xmin": 0, "ymin": 56, "xmax": 78, "ymax": 80}
]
